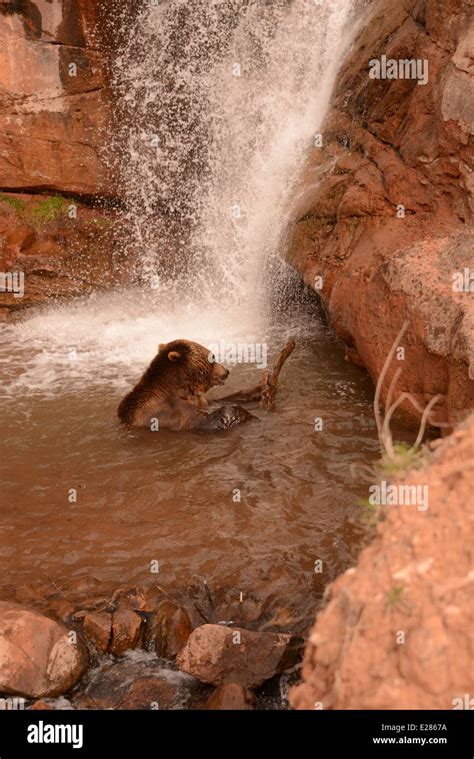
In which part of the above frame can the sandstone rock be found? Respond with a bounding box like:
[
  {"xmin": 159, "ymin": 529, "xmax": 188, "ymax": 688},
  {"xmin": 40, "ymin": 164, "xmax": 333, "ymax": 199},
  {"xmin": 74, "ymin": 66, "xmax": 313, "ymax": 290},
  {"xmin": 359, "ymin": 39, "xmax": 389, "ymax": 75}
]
[
  {"xmin": 117, "ymin": 676, "xmax": 193, "ymax": 710},
  {"xmin": 83, "ymin": 611, "xmax": 112, "ymax": 653},
  {"xmin": 202, "ymin": 683, "xmax": 254, "ymax": 710},
  {"xmin": 0, "ymin": 194, "xmax": 122, "ymax": 313},
  {"xmin": 286, "ymin": 0, "xmax": 474, "ymax": 427},
  {"xmin": 145, "ymin": 600, "xmax": 193, "ymax": 659},
  {"xmin": 0, "ymin": 602, "xmax": 88, "ymax": 698},
  {"xmin": 72, "ymin": 652, "xmax": 206, "ymax": 710},
  {"xmin": 111, "ymin": 584, "xmax": 165, "ymax": 614},
  {"xmin": 110, "ymin": 608, "xmax": 143, "ymax": 655},
  {"xmin": 177, "ymin": 624, "xmax": 302, "ymax": 688},
  {"xmin": 44, "ymin": 597, "xmax": 75, "ymax": 624},
  {"xmin": 291, "ymin": 414, "xmax": 474, "ymax": 710},
  {"xmin": 29, "ymin": 700, "xmax": 54, "ymax": 710},
  {"xmin": 0, "ymin": 7, "xmax": 111, "ymax": 196}
]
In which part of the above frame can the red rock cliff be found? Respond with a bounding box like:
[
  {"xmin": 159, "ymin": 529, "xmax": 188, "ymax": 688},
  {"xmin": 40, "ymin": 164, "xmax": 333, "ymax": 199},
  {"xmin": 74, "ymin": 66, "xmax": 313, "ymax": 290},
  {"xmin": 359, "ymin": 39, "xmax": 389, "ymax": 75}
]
[
  {"xmin": 0, "ymin": 0, "xmax": 112, "ymax": 196},
  {"xmin": 286, "ymin": 0, "xmax": 474, "ymax": 427},
  {"xmin": 0, "ymin": 0, "xmax": 134, "ymax": 316}
]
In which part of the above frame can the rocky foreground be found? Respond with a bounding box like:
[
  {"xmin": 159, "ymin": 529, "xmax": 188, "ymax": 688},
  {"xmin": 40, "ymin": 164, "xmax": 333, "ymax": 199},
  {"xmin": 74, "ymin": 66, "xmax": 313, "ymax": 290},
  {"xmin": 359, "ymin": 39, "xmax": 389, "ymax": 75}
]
[
  {"xmin": 1, "ymin": 416, "xmax": 471, "ymax": 711},
  {"xmin": 0, "ymin": 583, "xmax": 304, "ymax": 710},
  {"xmin": 291, "ymin": 413, "xmax": 474, "ymax": 710}
]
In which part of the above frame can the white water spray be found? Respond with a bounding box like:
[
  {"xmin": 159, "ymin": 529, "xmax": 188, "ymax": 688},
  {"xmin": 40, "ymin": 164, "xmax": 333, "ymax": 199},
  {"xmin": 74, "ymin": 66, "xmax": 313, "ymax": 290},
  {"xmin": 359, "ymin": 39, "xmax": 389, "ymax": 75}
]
[
  {"xmin": 1, "ymin": 0, "xmax": 361, "ymax": 397},
  {"xmin": 112, "ymin": 0, "xmax": 356, "ymax": 305}
]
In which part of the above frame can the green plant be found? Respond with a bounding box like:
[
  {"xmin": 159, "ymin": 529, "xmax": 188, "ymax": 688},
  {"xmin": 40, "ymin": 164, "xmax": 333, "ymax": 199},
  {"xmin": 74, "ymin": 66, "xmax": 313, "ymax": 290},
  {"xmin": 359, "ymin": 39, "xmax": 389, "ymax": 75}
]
[
  {"xmin": 385, "ymin": 584, "xmax": 406, "ymax": 612},
  {"xmin": 0, "ymin": 193, "xmax": 26, "ymax": 216},
  {"xmin": 357, "ymin": 496, "xmax": 384, "ymax": 529},
  {"xmin": 379, "ymin": 441, "xmax": 428, "ymax": 478},
  {"xmin": 28, "ymin": 195, "xmax": 70, "ymax": 224},
  {"xmin": 88, "ymin": 217, "xmax": 113, "ymax": 229},
  {"xmin": 0, "ymin": 193, "xmax": 72, "ymax": 226},
  {"xmin": 385, "ymin": 584, "xmax": 412, "ymax": 614}
]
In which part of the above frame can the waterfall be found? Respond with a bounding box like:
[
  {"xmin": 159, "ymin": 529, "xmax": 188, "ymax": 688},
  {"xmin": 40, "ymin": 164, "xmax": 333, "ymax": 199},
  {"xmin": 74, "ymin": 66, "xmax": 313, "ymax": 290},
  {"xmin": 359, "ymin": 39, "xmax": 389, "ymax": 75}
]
[
  {"xmin": 1, "ymin": 0, "xmax": 364, "ymax": 397},
  {"xmin": 111, "ymin": 0, "xmax": 357, "ymax": 309}
]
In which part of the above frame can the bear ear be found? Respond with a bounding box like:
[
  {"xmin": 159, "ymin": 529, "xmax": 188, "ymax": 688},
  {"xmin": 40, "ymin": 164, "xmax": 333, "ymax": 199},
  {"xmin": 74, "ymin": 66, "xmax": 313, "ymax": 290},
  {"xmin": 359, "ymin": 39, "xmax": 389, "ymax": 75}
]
[
  {"xmin": 167, "ymin": 350, "xmax": 181, "ymax": 362},
  {"xmin": 158, "ymin": 343, "xmax": 166, "ymax": 353}
]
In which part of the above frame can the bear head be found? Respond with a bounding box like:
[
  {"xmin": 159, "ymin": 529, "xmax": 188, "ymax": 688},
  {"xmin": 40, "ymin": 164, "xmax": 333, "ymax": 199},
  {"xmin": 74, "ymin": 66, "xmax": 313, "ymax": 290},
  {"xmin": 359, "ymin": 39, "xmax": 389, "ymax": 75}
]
[{"xmin": 153, "ymin": 339, "xmax": 229, "ymax": 396}]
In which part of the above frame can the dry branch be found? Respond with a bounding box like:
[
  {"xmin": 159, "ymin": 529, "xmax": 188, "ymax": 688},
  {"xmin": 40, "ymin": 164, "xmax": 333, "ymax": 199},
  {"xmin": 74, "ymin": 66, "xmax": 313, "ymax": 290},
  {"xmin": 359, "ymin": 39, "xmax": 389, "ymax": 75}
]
[{"xmin": 260, "ymin": 338, "xmax": 296, "ymax": 411}]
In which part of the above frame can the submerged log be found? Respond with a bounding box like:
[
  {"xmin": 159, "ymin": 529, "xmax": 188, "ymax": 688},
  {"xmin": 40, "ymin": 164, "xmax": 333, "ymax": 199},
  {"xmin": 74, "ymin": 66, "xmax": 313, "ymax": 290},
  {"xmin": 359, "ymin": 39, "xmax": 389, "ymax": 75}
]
[{"xmin": 260, "ymin": 339, "xmax": 296, "ymax": 411}]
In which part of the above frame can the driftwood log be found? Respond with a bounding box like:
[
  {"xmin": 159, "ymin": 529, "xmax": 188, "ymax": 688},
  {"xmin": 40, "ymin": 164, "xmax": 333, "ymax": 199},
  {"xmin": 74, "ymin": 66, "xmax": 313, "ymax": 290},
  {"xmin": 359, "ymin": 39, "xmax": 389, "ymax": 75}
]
[
  {"xmin": 218, "ymin": 338, "xmax": 296, "ymax": 410},
  {"xmin": 259, "ymin": 338, "xmax": 295, "ymax": 411}
]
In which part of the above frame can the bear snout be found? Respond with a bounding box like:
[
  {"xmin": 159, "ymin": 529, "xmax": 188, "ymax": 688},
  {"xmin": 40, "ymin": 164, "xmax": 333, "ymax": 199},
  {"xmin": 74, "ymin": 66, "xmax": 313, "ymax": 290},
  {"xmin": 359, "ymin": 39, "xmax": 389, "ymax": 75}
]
[{"xmin": 212, "ymin": 364, "xmax": 229, "ymax": 386}]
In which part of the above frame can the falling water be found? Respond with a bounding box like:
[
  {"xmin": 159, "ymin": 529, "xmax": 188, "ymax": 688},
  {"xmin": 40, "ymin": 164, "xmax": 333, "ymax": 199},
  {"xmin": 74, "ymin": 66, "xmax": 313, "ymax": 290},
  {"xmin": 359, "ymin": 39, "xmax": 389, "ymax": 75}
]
[
  {"xmin": 1, "ymin": 0, "xmax": 365, "ymax": 395},
  {"xmin": 111, "ymin": 0, "xmax": 357, "ymax": 310}
]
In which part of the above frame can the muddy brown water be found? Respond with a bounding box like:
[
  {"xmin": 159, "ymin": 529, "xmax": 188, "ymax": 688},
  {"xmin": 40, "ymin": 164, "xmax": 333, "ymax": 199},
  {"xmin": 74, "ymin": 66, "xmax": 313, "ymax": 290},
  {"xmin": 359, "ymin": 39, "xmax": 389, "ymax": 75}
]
[{"xmin": 0, "ymin": 289, "xmax": 381, "ymax": 632}]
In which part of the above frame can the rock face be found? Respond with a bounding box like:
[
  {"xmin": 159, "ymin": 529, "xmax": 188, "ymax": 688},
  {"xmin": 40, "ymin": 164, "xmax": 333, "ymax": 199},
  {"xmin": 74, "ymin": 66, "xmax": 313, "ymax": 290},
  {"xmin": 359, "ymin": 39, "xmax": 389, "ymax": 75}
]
[
  {"xmin": 290, "ymin": 414, "xmax": 474, "ymax": 710},
  {"xmin": 0, "ymin": 1, "xmax": 135, "ymax": 317},
  {"xmin": 0, "ymin": 0, "xmax": 111, "ymax": 195},
  {"xmin": 286, "ymin": 0, "xmax": 474, "ymax": 426},
  {"xmin": 177, "ymin": 624, "xmax": 301, "ymax": 688},
  {"xmin": 0, "ymin": 192, "xmax": 125, "ymax": 317},
  {"xmin": 0, "ymin": 602, "xmax": 88, "ymax": 699}
]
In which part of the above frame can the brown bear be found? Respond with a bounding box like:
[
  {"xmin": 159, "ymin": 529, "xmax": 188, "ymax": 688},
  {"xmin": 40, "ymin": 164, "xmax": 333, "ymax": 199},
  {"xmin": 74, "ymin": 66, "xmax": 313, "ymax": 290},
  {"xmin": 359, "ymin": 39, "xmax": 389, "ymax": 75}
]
[{"xmin": 118, "ymin": 339, "xmax": 265, "ymax": 431}]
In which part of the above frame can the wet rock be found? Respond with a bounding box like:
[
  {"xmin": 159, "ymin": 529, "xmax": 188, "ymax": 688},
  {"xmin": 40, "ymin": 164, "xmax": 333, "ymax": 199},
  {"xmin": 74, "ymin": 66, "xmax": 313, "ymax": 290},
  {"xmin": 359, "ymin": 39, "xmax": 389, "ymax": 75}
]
[
  {"xmin": 285, "ymin": 0, "xmax": 474, "ymax": 426},
  {"xmin": 29, "ymin": 697, "xmax": 74, "ymax": 711},
  {"xmin": 177, "ymin": 624, "xmax": 303, "ymax": 688},
  {"xmin": 111, "ymin": 584, "xmax": 165, "ymax": 614},
  {"xmin": 118, "ymin": 676, "xmax": 190, "ymax": 710},
  {"xmin": 72, "ymin": 651, "xmax": 207, "ymax": 710},
  {"xmin": 83, "ymin": 611, "xmax": 113, "ymax": 654},
  {"xmin": 67, "ymin": 577, "xmax": 102, "ymax": 596},
  {"xmin": 43, "ymin": 597, "xmax": 75, "ymax": 624},
  {"xmin": 0, "ymin": 4, "xmax": 110, "ymax": 196},
  {"xmin": 186, "ymin": 583, "xmax": 266, "ymax": 630},
  {"xmin": 145, "ymin": 600, "xmax": 193, "ymax": 658},
  {"xmin": 110, "ymin": 608, "xmax": 143, "ymax": 655},
  {"xmin": 202, "ymin": 683, "xmax": 254, "ymax": 710},
  {"xmin": 29, "ymin": 700, "xmax": 54, "ymax": 710},
  {"xmin": 0, "ymin": 602, "xmax": 88, "ymax": 699}
]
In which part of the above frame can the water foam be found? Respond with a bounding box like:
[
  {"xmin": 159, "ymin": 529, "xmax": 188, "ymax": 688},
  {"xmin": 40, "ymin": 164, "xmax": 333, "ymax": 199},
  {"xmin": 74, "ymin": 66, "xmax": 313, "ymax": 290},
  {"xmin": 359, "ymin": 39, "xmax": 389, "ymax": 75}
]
[{"xmin": 1, "ymin": 0, "xmax": 361, "ymax": 398}]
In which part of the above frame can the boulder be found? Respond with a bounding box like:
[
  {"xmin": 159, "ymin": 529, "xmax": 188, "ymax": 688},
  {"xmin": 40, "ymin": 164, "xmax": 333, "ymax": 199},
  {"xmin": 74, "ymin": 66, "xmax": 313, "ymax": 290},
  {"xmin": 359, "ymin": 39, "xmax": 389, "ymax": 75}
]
[
  {"xmin": 177, "ymin": 624, "xmax": 302, "ymax": 688},
  {"xmin": 202, "ymin": 683, "xmax": 254, "ymax": 710},
  {"xmin": 72, "ymin": 653, "xmax": 207, "ymax": 710},
  {"xmin": 0, "ymin": 602, "xmax": 88, "ymax": 698},
  {"xmin": 83, "ymin": 611, "xmax": 112, "ymax": 654},
  {"xmin": 111, "ymin": 584, "xmax": 166, "ymax": 614},
  {"xmin": 110, "ymin": 608, "xmax": 143, "ymax": 655},
  {"xmin": 144, "ymin": 600, "xmax": 193, "ymax": 658}
]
